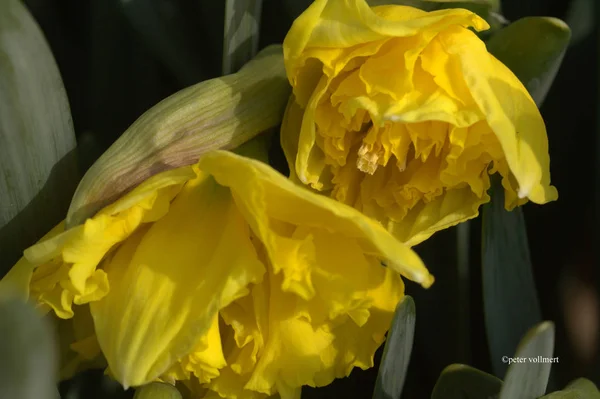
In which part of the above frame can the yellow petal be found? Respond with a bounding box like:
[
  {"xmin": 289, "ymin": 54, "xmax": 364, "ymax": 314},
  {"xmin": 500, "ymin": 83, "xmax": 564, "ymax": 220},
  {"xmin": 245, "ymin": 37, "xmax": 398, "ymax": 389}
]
[
  {"xmin": 207, "ymin": 367, "xmax": 270, "ymax": 399},
  {"xmin": 284, "ymin": 1, "xmax": 488, "ymax": 84},
  {"xmin": 161, "ymin": 315, "xmax": 227, "ymax": 384},
  {"xmin": 194, "ymin": 148, "xmax": 428, "ymax": 397},
  {"xmin": 386, "ymin": 186, "xmax": 489, "ymax": 246},
  {"xmin": 437, "ymin": 26, "xmax": 557, "ymax": 204},
  {"xmin": 312, "ymin": 267, "xmax": 404, "ymax": 383},
  {"xmin": 197, "ymin": 150, "xmax": 433, "ymax": 288},
  {"xmin": 90, "ymin": 169, "xmax": 265, "ymax": 388},
  {"xmin": 56, "ymin": 305, "xmax": 105, "ymax": 380},
  {"xmin": 280, "ymin": 96, "xmax": 304, "ymax": 184},
  {"xmin": 209, "ymin": 289, "xmax": 270, "ymax": 399},
  {"xmin": 0, "ymin": 222, "xmax": 65, "ymax": 302},
  {"xmin": 217, "ymin": 268, "xmax": 335, "ymax": 398},
  {"xmin": 211, "ymin": 255, "xmax": 403, "ymax": 397},
  {"xmin": 5, "ymin": 166, "xmax": 195, "ymax": 319}
]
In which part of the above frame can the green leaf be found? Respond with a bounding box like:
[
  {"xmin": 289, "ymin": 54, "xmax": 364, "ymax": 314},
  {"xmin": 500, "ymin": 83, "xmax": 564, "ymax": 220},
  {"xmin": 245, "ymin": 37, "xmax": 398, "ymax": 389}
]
[
  {"xmin": 134, "ymin": 383, "xmax": 182, "ymax": 399},
  {"xmin": 540, "ymin": 379, "xmax": 600, "ymax": 399},
  {"xmin": 372, "ymin": 296, "xmax": 416, "ymax": 399},
  {"xmin": 486, "ymin": 16, "xmax": 571, "ymax": 106},
  {"xmin": 499, "ymin": 321, "xmax": 555, "ymax": 399},
  {"xmin": 431, "ymin": 364, "xmax": 503, "ymax": 399},
  {"xmin": 0, "ymin": 299, "xmax": 58, "ymax": 399},
  {"xmin": 481, "ymin": 176, "xmax": 543, "ymax": 378},
  {"xmin": 223, "ymin": 0, "xmax": 263, "ymax": 74},
  {"xmin": 0, "ymin": 0, "xmax": 79, "ymax": 276}
]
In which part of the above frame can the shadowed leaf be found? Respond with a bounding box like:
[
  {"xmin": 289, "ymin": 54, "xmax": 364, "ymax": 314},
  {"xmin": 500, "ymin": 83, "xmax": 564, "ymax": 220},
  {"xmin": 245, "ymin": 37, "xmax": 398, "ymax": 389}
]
[
  {"xmin": 431, "ymin": 364, "xmax": 503, "ymax": 399},
  {"xmin": 482, "ymin": 176, "xmax": 543, "ymax": 378},
  {"xmin": 499, "ymin": 321, "xmax": 555, "ymax": 399},
  {"xmin": 373, "ymin": 296, "xmax": 416, "ymax": 399},
  {"xmin": 487, "ymin": 16, "xmax": 571, "ymax": 106},
  {"xmin": 0, "ymin": 299, "xmax": 58, "ymax": 399},
  {"xmin": 134, "ymin": 382, "xmax": 182, "ymax": 399},
  {"xmin": 541, "ymin": 378, "xmax": 600, "ymax": 399},
  {"xmin": 0, "ymin": 0, "xmax": 78, "ymax": 276}
]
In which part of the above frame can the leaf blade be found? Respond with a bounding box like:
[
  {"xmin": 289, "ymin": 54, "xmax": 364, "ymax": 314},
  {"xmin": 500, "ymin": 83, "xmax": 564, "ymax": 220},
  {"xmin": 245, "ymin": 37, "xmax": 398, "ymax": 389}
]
[
  {"xmin": 0, "ymin": 0, "xmax": 78, "ymax": 274},
  {"xmin": 499, "ymin": 321, "xmax": 555, "ymax": 399},
  {"xmin": 486, "ymin": 16, "xmax": 572, "ymax": 106},
  {"xmin": 431, "ymin": 364, "xmax": 503, "ymax": 399},
  {"xmin": 134, "ymin": 382, "xmax": 182, "ymax": 399},
  {"xmin": 0, "ymin": 299, "xmax": 58, "ymax": 399},
  {"xmin": 372, "ymin": 296, "xmax": 416, "ymax": 399},
  {"xmin": 482, "ymin": 177, "xmax": 543, "ymax": 378},
  {"xmin": 541, "ymin": 378, "xmax": 600, "ymax": 399}
]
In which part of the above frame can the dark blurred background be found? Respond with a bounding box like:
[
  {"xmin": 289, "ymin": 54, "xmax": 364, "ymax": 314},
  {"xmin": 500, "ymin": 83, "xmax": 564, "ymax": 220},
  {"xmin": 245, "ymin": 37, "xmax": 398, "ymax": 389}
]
[{"xmin": 17, "ymin": 0, "xmax": 598, "ymax": 397}]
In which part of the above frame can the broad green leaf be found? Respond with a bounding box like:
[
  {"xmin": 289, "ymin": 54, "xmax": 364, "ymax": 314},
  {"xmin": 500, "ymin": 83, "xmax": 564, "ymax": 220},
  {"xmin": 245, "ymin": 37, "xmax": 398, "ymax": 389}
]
[
  {"xmin": 541, "ymin": 378, "xmax": 600, "ymax": 399},
  {"xmin": 481, "ymin": 176, "xmax": 543, "ymax": 378},
  {"xmin": 0, "ymin": 299, "xmax": 58, "ymax": 399},
  {"xmin": 431, "ymin": 364, "xmax": 503, "ymax": 399},
  {"xmin": 0, "ymin": 0, "xmax": 78, "ymax": 274},
  {"xmin": 486, "ymin": 16, "xmax": 571, "ymax": 106},
  {"xmin": 372, "ymin": 296, "xmax": 416, "ymax": 399},
  {"xmin": 499, "ymin": 321, "xmax": 555, "ymax": 399},
  {"xmin": 223, "ymin": 0, "xmax": 263, "ymax": 74},
  {"xmin": 134, "ymin": 382, "xmax": 182, "ymax": 399}
]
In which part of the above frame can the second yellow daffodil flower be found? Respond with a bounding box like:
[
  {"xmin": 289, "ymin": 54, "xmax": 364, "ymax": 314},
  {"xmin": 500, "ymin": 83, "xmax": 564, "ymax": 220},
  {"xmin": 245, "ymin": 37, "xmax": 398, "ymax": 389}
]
[{"xmin": 280, "ymin": 0, "xmax": 558, "ymax": 246}]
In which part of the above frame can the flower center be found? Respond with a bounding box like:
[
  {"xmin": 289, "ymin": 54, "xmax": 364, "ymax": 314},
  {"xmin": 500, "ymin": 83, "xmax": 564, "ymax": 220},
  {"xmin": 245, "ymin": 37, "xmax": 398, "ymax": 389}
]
[{"xmin": 315, "ymin": 106, "xmax": 521, "ymax": 222}]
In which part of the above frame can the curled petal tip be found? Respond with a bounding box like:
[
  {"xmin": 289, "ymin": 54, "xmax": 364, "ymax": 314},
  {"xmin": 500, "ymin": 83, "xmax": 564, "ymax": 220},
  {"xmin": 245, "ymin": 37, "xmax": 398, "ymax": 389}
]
[
  {"xmin": 421, "ymin": 274, "xmax": 435, "ymax": 289},
  {"xmin": 517, "ymin": 187, "xmax": 530, "ymax": 199}
]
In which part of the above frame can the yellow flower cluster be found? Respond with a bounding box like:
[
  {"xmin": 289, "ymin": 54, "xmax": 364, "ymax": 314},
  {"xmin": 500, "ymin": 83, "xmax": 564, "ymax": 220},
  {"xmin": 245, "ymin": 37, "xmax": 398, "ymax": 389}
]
[{"xmin": 0, "ymin": 0, "xmax": 558, "ymax": 398}]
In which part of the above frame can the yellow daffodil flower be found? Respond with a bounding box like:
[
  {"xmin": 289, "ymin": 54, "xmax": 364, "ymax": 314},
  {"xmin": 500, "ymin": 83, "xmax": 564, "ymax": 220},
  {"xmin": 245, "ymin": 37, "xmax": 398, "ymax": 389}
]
[
  {"xmin": 0, "ymin": 139, "xmax": 433, "ymax": 399},
  {"xmin": 280, "ymin": 0, "xmax": 558, "ymax": 246}
]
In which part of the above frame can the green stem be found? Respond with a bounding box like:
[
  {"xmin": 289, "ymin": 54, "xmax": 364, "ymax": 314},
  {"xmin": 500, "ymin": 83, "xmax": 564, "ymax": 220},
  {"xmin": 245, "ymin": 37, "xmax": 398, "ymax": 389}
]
[{"xmin": 457, "ymin": 221, "xmax": 471, "ymax": 364}]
